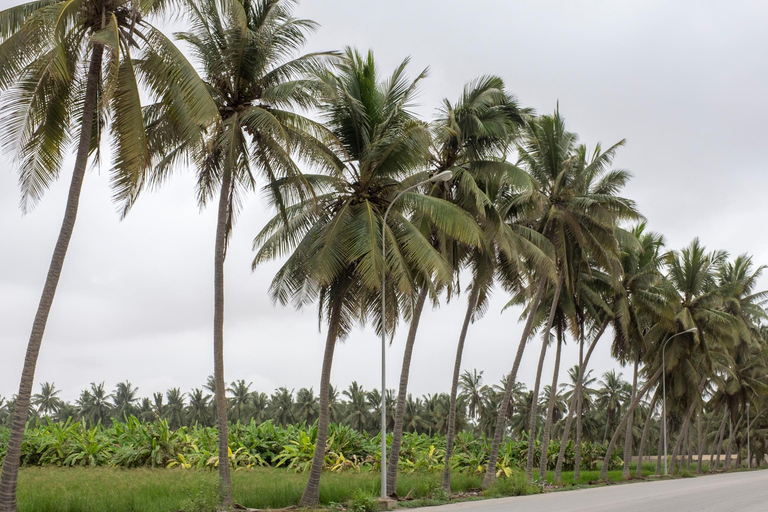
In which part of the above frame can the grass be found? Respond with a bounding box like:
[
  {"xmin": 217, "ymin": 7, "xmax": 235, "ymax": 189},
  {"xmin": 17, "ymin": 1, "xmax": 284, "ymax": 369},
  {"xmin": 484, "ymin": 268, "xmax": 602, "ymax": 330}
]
[
  {"xmin": 14, "ymin": 462, "xmax": 742, "ymax": 512},
  {"xmin": 16, "ymin": 467, "xmax": 484, "ymax": 512}
]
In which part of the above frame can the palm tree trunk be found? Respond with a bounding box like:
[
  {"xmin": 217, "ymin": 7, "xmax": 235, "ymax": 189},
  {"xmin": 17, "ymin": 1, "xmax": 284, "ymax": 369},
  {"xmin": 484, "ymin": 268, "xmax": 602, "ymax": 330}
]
[
  {"xmin": 622, "ymin": 354, "xmax": 640, "ymax": 479},
  {"xmin": 213, "ymin": 168, "xmax": 234, "ymax": 510},
  {"xmin": 714, "ymin": 410, "xmax": 727, "ymax": 471},
  {"xmin": 299, "ymin": 295, "xmax": 344, "ymax": 506},
  {"xmin": 441, "ymin": 285, "xmax": 480, "ymax": 492},
  {"xmin": 482, "ymin": 277, "xmax": 547, "ymax": 489},
  {"xmin": 0, "ymin": 45, "xmax": 104, "ymax": 512},
  {"xmin": 538, "ymin": 324, "xmax": 563, "ymax": 480},
  {"xmin": 599, "ymin": 366, "xmax": 663, "ymax": 480},
  {"xmin": 635, "ymin": 390, "xmax": 659, "ymax": 478},
  {"xmin": 696, "ymin": 408, "xmax": 704, "ymax": 473},
  {"xmin": 574, "ymin": 324, "xmax": 585, "ymax": 483},
  {"xmin": 525, "ymin": 274, "xmax": 563, "ymax": 483},
  {"xmin": 669, "ymin": 378, "xmax": 706, "ymax": 474},
  {"xmin": 386, "ymin": 286, "xmax": 429, "ymax": 496},
  {"xmin": 725, "ymin": 416, "xmax": 743, "ymax": 470},
  {"xmin": 698, "ymin": 406, "xmax": 714, "ymax": 474},
  {"xmin": 553, "ymin": 320, "xmax": 607, "ymax": 484}
]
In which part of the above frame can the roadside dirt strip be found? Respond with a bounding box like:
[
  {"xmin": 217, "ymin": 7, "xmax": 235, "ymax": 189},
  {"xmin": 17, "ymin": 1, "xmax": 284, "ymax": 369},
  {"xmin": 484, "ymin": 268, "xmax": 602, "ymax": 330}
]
[{"xmin": 413, "ymin": 470, "xmax": 768, "ymax": 512}]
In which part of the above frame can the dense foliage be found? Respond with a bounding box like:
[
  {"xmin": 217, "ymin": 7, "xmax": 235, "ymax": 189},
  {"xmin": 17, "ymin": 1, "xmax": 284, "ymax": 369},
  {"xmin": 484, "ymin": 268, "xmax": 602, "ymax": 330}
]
[{"xmin": 0, "ymin": 417, "xmax": 622, "ymax": 474}]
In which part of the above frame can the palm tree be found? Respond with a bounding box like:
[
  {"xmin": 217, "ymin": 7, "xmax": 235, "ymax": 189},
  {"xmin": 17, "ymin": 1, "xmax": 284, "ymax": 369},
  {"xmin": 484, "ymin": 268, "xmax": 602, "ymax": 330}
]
[
  {"xmin": 459, "ymin": 369, "xmax": 486, "ymax": 422},
  {"xmin": 432, "ymin": 76, "xmax": 546, "ymax": 493},
  {"xmin": 294, "ymin": 388, "xmax": 319, "ymax": 424},
  {"xmin": 269, "ymin": 387, "xmax": 295, "ymax": 426},
  {"xmin": 484, "ymin": 109, "xmax": 639, "ymax": 487},
  {"xmin": 0, "ymin": 0, "xmax": 210, "ymax": 506},
  {"xmin": 187, "ymin": 388, "xmax": 212, "ymax": 426},
  {"xmin": 77, "ymin": 383, "xmax": 113, "ymax": 426},
  {"xmin": 112, "ymin": 381, "xmax": 140, "ymax": 420},
  {"xmin": 343, "ymin": 382, "xmax": 370, "ymax": 432},
  {"xmin": 165, "ymin": 388, "xmax": 186, "ymax": 429},
  {"xmin": 228, "ymin": 380, "xmax": 252, "ymax": 423},
  {"xmin": 32, "ymin": 382, "xmax": 62, "ymax": 417},
  {"xmin": 146, "ymin": 0, "xmax": 336, "ymax": 506},
  {"xmin": 253, "ymin": 49, "xmax": 481, "ymax": 506}
]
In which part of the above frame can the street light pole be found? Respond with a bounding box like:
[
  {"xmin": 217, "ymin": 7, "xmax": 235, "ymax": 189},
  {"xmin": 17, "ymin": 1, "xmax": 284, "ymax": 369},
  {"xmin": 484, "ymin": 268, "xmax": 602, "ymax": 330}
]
[
  {"xmin": 379, "ymin": 170, "xmax": 452, "ymax": 499},
  {"xmin": 661, "ymin": 327, "xmax": 698, "ymax": 475}
]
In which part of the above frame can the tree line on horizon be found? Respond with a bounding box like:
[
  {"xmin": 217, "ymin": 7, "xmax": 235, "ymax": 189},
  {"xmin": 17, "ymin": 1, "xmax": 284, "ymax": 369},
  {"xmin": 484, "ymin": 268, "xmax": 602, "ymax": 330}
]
[{"xmin": 2, "ymin": 0, "xmax": 768, "ymax": 511}]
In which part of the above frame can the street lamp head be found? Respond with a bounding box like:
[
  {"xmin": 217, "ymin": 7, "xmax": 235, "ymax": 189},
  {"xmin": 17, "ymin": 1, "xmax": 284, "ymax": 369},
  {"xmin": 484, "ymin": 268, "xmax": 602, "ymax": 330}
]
[
  {"xmin": 683, "ymin": 327, "xmax": 698, "ymax": 334},
  {"xmin": 430, "ymin": 170, "xmax": 453, "ymax": 182}
]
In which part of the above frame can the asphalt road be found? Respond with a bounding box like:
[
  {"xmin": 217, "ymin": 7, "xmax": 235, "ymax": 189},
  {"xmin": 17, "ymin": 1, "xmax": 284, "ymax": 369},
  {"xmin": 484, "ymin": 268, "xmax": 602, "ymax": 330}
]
[{"xmin": 414, "ymin": 471, "xmax": 768, "ymax": 512}]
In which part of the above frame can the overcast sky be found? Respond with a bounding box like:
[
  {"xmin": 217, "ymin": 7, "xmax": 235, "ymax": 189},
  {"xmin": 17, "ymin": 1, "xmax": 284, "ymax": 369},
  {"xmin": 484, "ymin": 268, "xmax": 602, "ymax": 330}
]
[{"xmin": 2, "ymin": 0, "xmax": 768, "ymax": 404}]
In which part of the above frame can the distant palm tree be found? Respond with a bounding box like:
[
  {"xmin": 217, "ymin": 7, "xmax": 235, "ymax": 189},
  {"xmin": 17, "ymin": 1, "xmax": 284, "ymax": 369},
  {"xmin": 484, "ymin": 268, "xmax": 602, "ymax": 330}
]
[
  {"xmin": 112, "ymin": 381, "xmax": 140, "ymax": 420},
  {"xmin": 343, "ymin": 382, "xmax": 370, "ymax": 432},
  {"xmin": 269, "ymin": 387, "xmax": 295, "ymax": 426},
  {"xmin": 77, "ymin": 383, "xmax": 113, "ymax": 426},
  {"xmin": 32, "ymin": 382, "xmax": 62, "ymax": 417},
  {"xmin": 294, "ymin": 388, "xmax": 319, "ymax": 425},
  {"xmin": 187, "ymin": 389, "xmax": 212, "ymax": 426},
  {"xmin": 227, "ymin": 380, "xmax": 252, "ymax": 423},
  {"xmin": 165, "ymin": 388, "xmax": 186, "ymax": 429}
]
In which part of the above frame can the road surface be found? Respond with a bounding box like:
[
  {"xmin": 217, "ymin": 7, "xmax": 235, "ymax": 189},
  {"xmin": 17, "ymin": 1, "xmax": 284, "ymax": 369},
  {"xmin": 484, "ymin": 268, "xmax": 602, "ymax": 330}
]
[{"xmin": 415, "ymin": 471, "xmax": 768, "ymax": 512}]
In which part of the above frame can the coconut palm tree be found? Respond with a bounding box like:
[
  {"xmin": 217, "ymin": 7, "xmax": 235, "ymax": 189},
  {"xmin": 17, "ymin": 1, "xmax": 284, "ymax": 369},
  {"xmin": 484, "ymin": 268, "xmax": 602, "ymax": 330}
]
[
  {"xmin": 112, "ymin": 381, "xmax": 140, "ymax": 420},
  {"xmin": 484, "ymin": 109, "xmax": 639, "ymax": 487},
  {"xmin": 253, "ymin": 48, "xmax": 482, "ymax": 505},
  {"xmin": 294, "ymin": 388, "xmax": 319, "ymax": 424},
  {"xmin": 187, "ymin": 388, "xmax": 212, "ymax": 426},
  {"xmin": 228, "ymin": 380, "xmax": 252, "ymax": 423},
  {"xmin": 0, "ymin": 0, "xmax": 211, "ymax": 507},
  {"xmin": 31, "ymin": 382, "xmax": 62, "ymax": 417},
  {"xmin": 165, "ymin": 388, "xmax": 186, "ymax": 429},
  {"xmin": 269, "ymin": 387, "xmax": 295, "ymax": 426},
  {"xmin": 77, "ymin": 382, "xmax": 113, "ymax": 426},
  {"xmin": 145, "ymin": 0, "xmax": 337, "ymax": 505}
]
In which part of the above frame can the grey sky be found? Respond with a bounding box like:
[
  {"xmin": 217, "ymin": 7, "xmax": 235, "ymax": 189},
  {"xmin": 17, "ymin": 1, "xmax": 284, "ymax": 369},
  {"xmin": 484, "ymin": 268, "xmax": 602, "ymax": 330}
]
[{"xmin": 2, "ymin": 0, "xmax": 768, "ymax": 403}]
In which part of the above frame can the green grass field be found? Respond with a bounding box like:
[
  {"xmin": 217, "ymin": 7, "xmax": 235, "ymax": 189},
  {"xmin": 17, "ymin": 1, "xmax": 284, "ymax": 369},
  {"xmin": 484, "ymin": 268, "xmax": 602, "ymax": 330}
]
[{"xmin": 14, "ymin": 463, "xmax": 717, "ymax": 512}]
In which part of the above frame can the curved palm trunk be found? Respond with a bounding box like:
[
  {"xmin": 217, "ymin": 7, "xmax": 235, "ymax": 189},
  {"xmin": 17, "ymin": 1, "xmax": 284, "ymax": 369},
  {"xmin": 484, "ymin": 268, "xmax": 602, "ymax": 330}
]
[
  {"xmin": 482, "ymin": 277, "xmax": 547, "ymax": 489},
  {"xmin": 713, "ymin": 409, "xmax": 727, "ymax": 471},
  {"xmin": 697, "ymin": 407, "xmax": 714, "ymax": 474},
  {"xmin": 214, "ymin": 170, "xmax": 233, "ymax": 510},
  {"xmin": 525, "ymin": 275, "xmax": 563, "ymax": 483},
  {"xmin": 386, "ymin": 287, "xmax": 429, "ymax": 496},
  {"xmin": 635, "ymin": 391, "xmax": 659, "ymax": 478},
  {"xmin": 695, "ymin": 409, "xmax": 703, "ymax": 472},
  {"xmin": 622, "ymin": 354, "xmax": 640, "ymax": 479},
  {"xmin": 599, "ymin": 366, "xmax": 663, "ymax": 480},
  {"xmin": 299, "ymin": 296, "xmax": 344, "ymax": 506},
  {"xmin": 538, "ymin": 325, "xmax": 563, "ymax": 479},
  {"xmin": 668, "ymin": 378, "xmax": 706, "ymax": 474},
  {"xmin": 441, "ymin": 285, "xmax": 480, "ymax": 492},
  {"xmin": 574, "ymin": 326, "xmax": 585, "ymax": 482},
  {"xmin": 552, "ymin": 321, "xmax": 607, "ymax": 483},
  {"xmin": 724, "ymin": 416, "xmax": 743, "ymax": 470},
  {"xmin": 0, "ymin": 45, "xmax": 104, "ymax": 512}
]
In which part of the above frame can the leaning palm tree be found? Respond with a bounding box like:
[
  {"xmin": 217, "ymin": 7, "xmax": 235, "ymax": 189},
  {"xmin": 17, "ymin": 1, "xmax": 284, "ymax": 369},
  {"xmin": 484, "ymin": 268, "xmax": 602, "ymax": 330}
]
[
  {"xmin": 484, "ymin": 110, "xmax": 639, "ymax": 487},
  {"xmin": 145, "ymin": 0, "xmax": 337, "ymax": 506},
  {"xmin": 253, "ymin": 48, "xmax": 481, "ymax": 506},
  {"xmin": 0, "ymin": 2, "xmax": 211, "ymax": 507}
]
